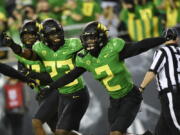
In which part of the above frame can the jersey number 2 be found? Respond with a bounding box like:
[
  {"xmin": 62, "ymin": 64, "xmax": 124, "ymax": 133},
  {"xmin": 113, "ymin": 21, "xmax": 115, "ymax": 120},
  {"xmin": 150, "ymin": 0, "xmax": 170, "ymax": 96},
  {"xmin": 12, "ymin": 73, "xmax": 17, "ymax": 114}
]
[{"xmin": 95, "ymin": 65, "xmax": 121, "ymax": 91}]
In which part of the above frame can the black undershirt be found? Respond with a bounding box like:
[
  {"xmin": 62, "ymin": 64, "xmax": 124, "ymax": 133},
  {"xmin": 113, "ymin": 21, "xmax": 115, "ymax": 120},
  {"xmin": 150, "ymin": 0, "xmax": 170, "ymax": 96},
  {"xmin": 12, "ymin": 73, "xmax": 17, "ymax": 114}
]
[{"xmin": 0, "ymin": 63, "xmax": 29, "ymax": 82}]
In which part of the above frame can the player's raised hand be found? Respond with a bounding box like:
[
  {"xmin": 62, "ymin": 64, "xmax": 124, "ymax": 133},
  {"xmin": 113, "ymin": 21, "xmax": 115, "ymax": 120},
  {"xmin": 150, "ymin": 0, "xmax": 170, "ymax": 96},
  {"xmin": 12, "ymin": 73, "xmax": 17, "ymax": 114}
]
[{"xmin": 2, "ymin": 32, "xmax": 15, "ymax": 47}]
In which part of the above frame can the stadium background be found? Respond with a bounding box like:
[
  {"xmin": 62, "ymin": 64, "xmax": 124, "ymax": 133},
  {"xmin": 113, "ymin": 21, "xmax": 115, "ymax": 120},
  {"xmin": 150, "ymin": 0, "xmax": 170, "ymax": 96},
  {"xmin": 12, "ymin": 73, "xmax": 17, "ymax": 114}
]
[{"xmin": 0, "ymin": 0, "xmax": 180, "ymax": 135}]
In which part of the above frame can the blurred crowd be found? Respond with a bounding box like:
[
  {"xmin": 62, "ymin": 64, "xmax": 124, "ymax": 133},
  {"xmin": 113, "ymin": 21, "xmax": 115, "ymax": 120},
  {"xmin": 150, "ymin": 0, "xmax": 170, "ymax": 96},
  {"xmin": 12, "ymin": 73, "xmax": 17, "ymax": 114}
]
[{"xmin": 0, "ymin": 0, "xmax": 180, "ymax": 45}]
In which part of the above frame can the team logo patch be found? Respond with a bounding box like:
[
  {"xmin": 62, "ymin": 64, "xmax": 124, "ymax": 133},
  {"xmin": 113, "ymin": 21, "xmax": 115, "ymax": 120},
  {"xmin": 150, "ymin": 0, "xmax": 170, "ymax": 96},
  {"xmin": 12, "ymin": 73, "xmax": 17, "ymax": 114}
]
[
  {"xmin": 86, "ymin": 60, "xmax": 91, "ymax": 65},
  {"xmin": 42, "ymin": 50, "xmax": 47, "ymax": 56},
  {"xmin": 72, "ymin": 95, "xmax": 80, "ymax": 99},
  {"xmin": 62, "ymin": 51, "xmax": 67, "ymax": 54},
  {"xmin": 104, "ymin": 54, "xmax": 109, "ymax": 58}
]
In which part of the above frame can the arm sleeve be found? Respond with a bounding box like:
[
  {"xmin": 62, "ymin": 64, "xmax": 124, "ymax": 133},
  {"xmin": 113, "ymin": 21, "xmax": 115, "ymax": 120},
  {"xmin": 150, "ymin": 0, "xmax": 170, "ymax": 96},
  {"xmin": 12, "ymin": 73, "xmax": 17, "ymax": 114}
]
[
  {"xmin": 10, "ymin": 43, "xmax": 22, "ymax": 54},
  {"xmin": 17, "ymin": 62, "xmax": 52, "ymax": 85},
  {"xmin": 0, "ymin": 63, "xmax": 29, "ymax": 82},
  {"xmin": 119, "ymin": 37, "xmax": 166, "ymax": 60},
  {"xmin": 49, "ymin": 67, "xmax": 86, "ymax": 89},
  {"xmin": 17, "ymin": 61, "xmax": 29, "ymax": 75},
  {"xmin": 10, "ymin": 43, "xmax": 40, "ymax": 61},
  {"xmin": 36, "ymin": 72, "xmax": 53, "ymax": 85}
]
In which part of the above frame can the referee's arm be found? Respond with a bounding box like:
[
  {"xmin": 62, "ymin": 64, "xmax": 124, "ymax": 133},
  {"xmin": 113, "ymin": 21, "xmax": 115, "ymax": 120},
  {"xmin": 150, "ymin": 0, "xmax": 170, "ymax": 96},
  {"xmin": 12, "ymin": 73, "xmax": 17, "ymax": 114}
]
[
  {"xmin": 140, "ymin": 71, "xmax": 156, "ymax": 92},
  {"xmin": 139, "ymin": 49, "xmax": 165, "ymax": 92}
]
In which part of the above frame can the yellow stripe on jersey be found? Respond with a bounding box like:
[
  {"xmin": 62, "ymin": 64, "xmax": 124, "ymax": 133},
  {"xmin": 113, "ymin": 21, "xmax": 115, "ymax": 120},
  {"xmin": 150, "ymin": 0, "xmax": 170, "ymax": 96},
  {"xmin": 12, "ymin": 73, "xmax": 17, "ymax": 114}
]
[
  {"xmin": 153, "ymin": 17, "xmax": 159, "ymax": 37},
  {"xmin": 128, "ymin": 13, "xmax": 135, "ymax": 40},
  {"xmin": 166, "ymin": 7, "xmax": 178, "ymax": 27},
  {"xmin": 136, "ymin": 19, "xmax": 143, "ymax": 40}
]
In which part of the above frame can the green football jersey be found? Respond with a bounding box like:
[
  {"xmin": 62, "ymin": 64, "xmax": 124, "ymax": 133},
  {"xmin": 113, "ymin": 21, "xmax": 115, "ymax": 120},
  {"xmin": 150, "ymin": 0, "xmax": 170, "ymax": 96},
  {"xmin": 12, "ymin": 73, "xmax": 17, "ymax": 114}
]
[
  {"xmin": 76, "ymin": 38, "xmax": 134, "ymax": 99},
  {"xmin": 33, "ymin": 38, "xmax": 84, "ymax": 94},
  {"xmin": 16, "ymin": 55, "xmax": 47, "ymax": 93}
]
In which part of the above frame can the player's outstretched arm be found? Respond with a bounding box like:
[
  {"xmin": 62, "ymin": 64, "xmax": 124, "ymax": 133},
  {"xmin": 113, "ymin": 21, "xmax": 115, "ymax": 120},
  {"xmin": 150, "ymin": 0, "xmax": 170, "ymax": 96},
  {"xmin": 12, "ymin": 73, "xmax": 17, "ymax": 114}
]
[
  {"xmin": 0, "ymin": 63, "xmax": 34, "ymax": 83},
  {"xmin": 2, "ymin": 33, "xmax": 39, "ymax": 60},
  {"xmin": 27, "ymin": 71, "xmax": 53, "ymax": 85},
  {"xmin": 119, "ymin": 37, "xmax": 166, "ymax": 59},
  {"xmin": 2, "ymin": 33, "xmax": 22, "ymax": 54},
  {"xmin": 44, "ymin": 67, "xmax": 86, "ymax": 90}
]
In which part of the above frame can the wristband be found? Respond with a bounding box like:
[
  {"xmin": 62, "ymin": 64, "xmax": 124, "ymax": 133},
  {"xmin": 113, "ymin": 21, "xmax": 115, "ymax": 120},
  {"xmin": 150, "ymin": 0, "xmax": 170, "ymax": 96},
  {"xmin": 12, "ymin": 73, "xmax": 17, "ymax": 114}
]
[
  {"xmin": 139, "ymin": 86, "xmax": 145, "ymax": 91},
  {"xmin": 45, "ymin": 85, "xmax": 50, "ymax": 89}
]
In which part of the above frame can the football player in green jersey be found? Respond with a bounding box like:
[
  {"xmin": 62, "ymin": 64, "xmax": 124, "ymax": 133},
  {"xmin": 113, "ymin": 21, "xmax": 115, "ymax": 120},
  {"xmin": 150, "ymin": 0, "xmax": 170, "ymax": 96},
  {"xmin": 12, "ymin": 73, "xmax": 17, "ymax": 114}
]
[
  {"xmin": 41, "ymin": 21, "xmax": 167, "ymax": 135},
  {"xmin": 5, "ymin": 18, "xmax": 90, "ymax": 135},
  {"xmin": 33, "ymin": 18, "xmax": 89, "ymax": 135},
  {"xmin": 2, "ymin": 20, "xmax": 59, "ymax": 135}
]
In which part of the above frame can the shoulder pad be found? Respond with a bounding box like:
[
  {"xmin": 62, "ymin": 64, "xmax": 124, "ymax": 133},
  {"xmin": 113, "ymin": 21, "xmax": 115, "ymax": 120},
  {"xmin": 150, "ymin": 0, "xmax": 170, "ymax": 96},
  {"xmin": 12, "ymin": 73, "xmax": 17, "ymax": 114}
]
[
  {"xmin": 68, "ymin": 38, "xmax": 82, "ymax": 51},
  {"xmin": 33, "ymin": 41, "xmax": 41, "ymax": 47},
  {"xmin": 108, "ymin": 38, "xmax": 125, "ymax": 52},
  {"xmin": 69, "ymin": 38, "xmax": 81, "ymax": 44}
]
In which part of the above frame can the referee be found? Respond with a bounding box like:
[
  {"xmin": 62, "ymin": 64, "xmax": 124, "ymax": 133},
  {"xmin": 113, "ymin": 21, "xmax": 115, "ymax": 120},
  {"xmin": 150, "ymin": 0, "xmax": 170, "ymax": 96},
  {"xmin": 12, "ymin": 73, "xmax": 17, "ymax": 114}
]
[{"xmin": 140, "ymin": 27, "xmax": 180, "ymax": 135}]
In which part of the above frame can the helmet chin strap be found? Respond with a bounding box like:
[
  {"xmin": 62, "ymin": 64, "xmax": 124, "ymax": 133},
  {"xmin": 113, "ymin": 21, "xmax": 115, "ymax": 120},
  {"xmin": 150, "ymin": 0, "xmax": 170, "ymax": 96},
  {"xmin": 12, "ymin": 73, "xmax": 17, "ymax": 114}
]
[
  {"xmin": 48, "ymin": 43, "xmax": 60, "ymax": 51},
  {"xmin": 46, "ymin": 36, "xmax": 65, "ymax": 51},
  {"xmin": 23, "ymin": 40, "xmax": 34, "ymax": 49},
  {"xmin": 48, "ymin": 41, "xmax": 64, "ymax": 51},
  {"xmin": 89, "ymin": 45, "xmax": 102, "ymax": 57},
  {"xmin": 25, "ymin": 44, "xmax": 33, "ymax": 49}
]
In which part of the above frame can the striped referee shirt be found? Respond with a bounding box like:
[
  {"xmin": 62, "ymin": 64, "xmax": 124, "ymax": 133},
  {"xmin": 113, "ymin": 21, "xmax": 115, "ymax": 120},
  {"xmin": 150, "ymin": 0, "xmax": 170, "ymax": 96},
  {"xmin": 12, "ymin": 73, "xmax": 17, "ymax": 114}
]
[{"xmin": 149, "ymin": 44, "xmax": 180, "ymax": 91}]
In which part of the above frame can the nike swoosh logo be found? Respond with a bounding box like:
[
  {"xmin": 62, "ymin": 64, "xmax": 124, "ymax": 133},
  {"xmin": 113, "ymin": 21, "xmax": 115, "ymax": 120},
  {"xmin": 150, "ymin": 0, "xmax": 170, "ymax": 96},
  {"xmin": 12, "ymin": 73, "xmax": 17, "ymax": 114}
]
[
  {"xmin": 104, "ymin": 54, "xmax": 108, "ymax": 58},
  {"xmin": 72, "ymin": 96, "xmax": 80, "ymax": 99}
]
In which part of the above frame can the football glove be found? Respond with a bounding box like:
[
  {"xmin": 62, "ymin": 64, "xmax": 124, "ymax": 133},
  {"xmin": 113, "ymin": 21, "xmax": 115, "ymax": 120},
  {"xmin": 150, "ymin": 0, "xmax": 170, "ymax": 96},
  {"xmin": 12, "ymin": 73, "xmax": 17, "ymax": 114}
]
[
  {"xmin": 26, "ymin": 71, "xmax": 53, "ymax": 85},
  {"xmin": 2, "ymin": 33, "xmax": 15, "ymax": 47},
  {"xmin": 26, "ymin": 77, "xmax": 37, "ymax": 87}
]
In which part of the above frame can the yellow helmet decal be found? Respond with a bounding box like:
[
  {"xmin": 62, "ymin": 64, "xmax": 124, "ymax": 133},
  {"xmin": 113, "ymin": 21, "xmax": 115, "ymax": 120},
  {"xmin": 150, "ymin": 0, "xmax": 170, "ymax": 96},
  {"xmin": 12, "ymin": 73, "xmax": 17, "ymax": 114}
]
[
  {"xmin": 97, "ymin": 23, "xmax": 108, "ymax": 36},
  {"xmin": 36, "ymin": 22, "xmax": 43, "ymax": 31}
]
